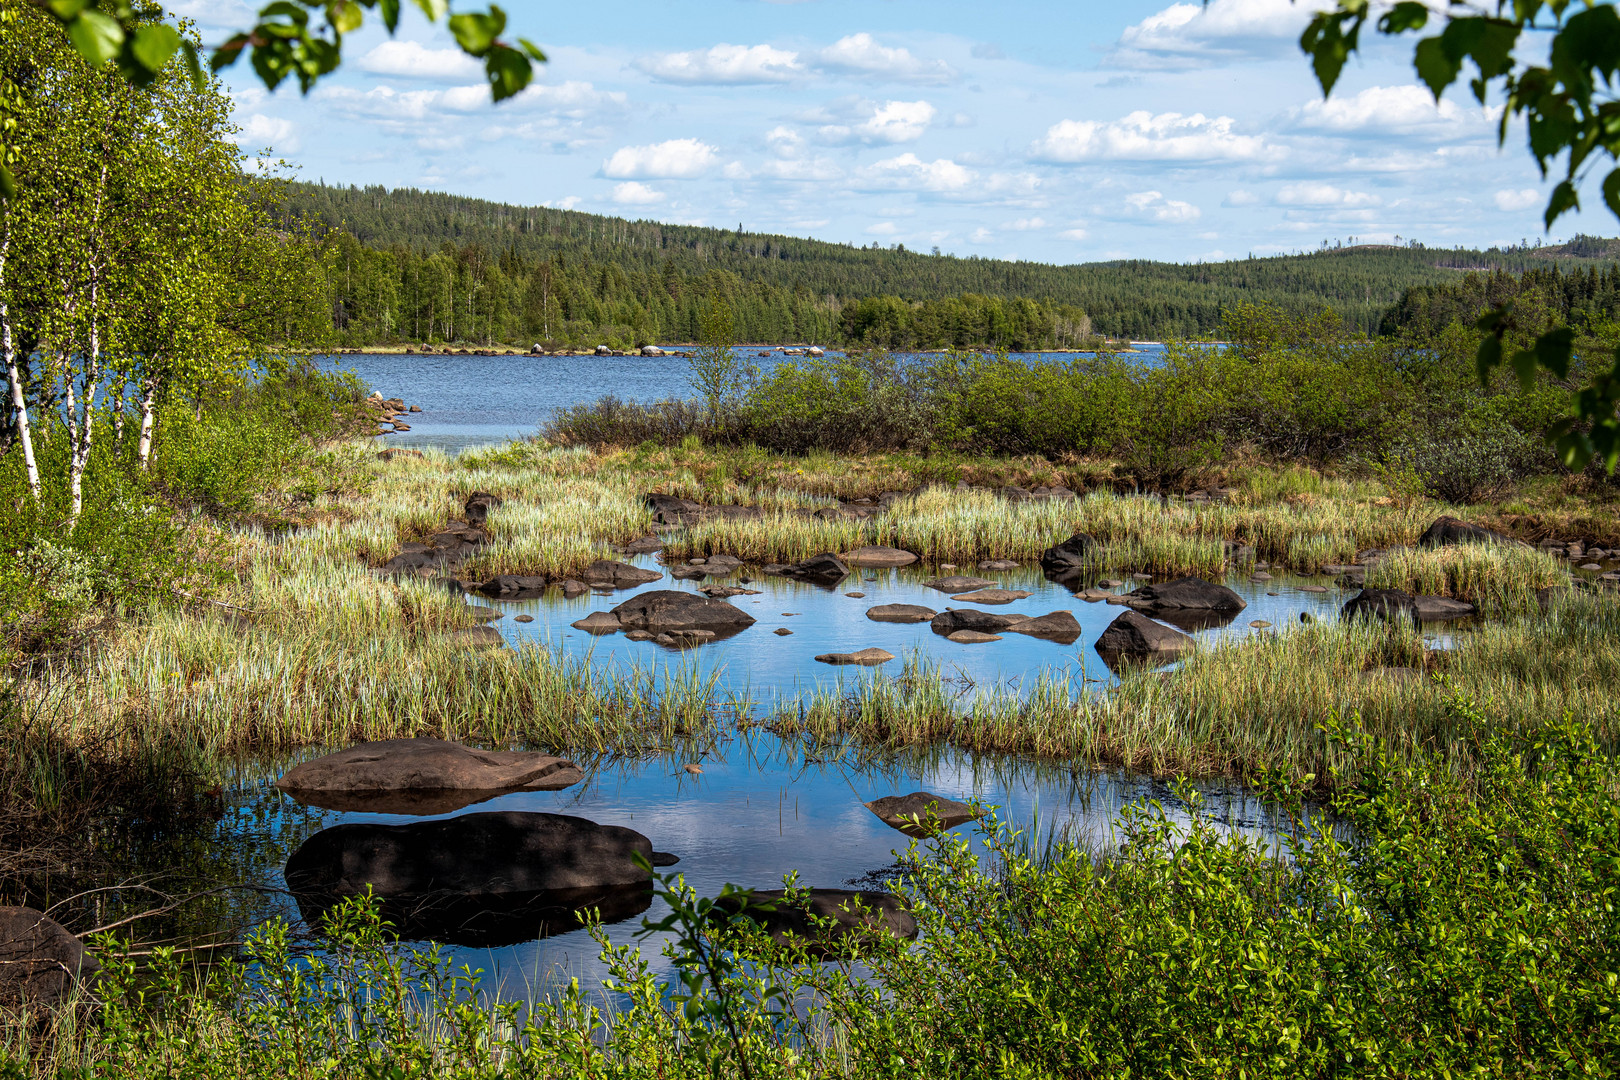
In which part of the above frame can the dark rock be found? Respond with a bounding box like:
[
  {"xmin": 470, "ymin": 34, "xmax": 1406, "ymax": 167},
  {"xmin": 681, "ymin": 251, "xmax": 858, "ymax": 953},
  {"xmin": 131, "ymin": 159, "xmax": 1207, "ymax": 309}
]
[
  {"xmin": 950, "ymin": 588, "xmax": 1031, "ymax": 605},
  {"xmin": 1341, "ymin": 589, "xmax": 1419, "ymax": 629},
  {"xmin": 645, "ymin": 493, "xmax": 702, "ymax": 524},
  {"xmin": 773, "ymin": 627, "xmax": 793, "ymax": 636},
  {"xmin": 466, "ymin": 605, "xmax": 502, "ymax": 621},
  {"xmin": 444, "ymin": 626, "xmax": 505, "ymax": 648},
  {"xmin": 514, "ymin": 614, "xmax": 534, "ymax": 623},
  {"xmin": 1094, "ymin": 610, "xmax": 1194, "ymax": 665},
  {"xmin": 1039, "ymin": 532, "xmax": 1097, "ymax": 580},
  {"xmin": 1127, "ymin": 576, "xmax": 1246, "ymax": 616},
  {"xmin": 558, "ymin": 579, "xmax": 588, "ymax": 598},
  {"xmin": 700, "ymin": 585, "xmax": 761, "ymax": 598},
  {"xmin": 285, "ymin": 812, "xmax": 660, "ymax": 947},
  {"xmin": 712, "ymin": 889, "xmax": 917, "ymax": 955},
  {"xmin": 946, "ymin": 629, "xmax": 1001, "ymax": 643},
  {"xmin": 377, "ymin": 448, "xmax": 424, "ymax": 462},
  {"xmin": 814, "ymin": 648, "xmax": 895, "ymax": 666},
  {"xmin": 774, "ymin": 553, "xmax": 849, "ymax": 587},
  {"xmin": 275, "ymin": 738, "xmax": 584, "ymax": 814},
  {"xmin": 1003, "ymin": 611, "xmax": 1083, "ymax": 642},
  {"xmin": 571, "ymin": 611, "xmax": 623, "ymax": 634},
  {"xmin": 478, "ymin": 575, "xmax": 548, "ymax": 599},
  {"xmin": 0, "ymin": 907, "xmax": 98, "ymax": 1006},
  {"xmin": 668, "ymin": 565, "xmax": 709, "ymax": 580},
  {"xmin": 1411, "ymin": 595, "xmax": 1476, "ymax": 621},
  {"xmin": 610, "ymin": 590, "xmax": 757, "ymax": 635},
  {"xmin": 930, "ymin": 609, "xmax": 1026, "ymax": 635},
  {"xmin": 464, "ymin": 491, "xmax": 504, "ymax": 526},
  {"xmin": 978, "ymin": 559, "xmax": 1021, "ymax": 570},
  {"xmin": 842, "ymin": 546, "xmax": 918, "ymax": 567},
  {"xmin": 621, "ymin": 536, "xmax": 664, "ymax": 555},
  {"xmin": 582, "ymin": 561, "xmax": 663, "ymax": 589},
  {"xmin": 865, "ymin": 791, "xmax": 983, "ymax": 837},
  {"xmin": 923, "ymin": 575, "xmax": 997, "ymax": 593},
  {"xmin": 1417, "ymin": 516, "xmax": 1516, "ymax": 548},
  {"xmin": 866, "ymin": 604, "xmax": 937, "ymax": 623}
]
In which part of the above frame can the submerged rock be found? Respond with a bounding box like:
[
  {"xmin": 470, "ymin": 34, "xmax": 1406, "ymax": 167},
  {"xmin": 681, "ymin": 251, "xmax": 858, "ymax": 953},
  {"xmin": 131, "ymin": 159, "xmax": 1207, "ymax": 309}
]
[
  {"xmin": 865, "ymin": 791, "xmax": 984, "ymax": 837},
  {"xmin": 814, "ymin": 648, "xmax": 895, "ymax": 666},
  {"xmin": 582, "ymin": 561, "xmax": 662, "ymax": 589},
  {"xmin": 712, "ymin": 889, "xmax": 917, "ymax": 955},
  {"xmin": 285, "ymin": 812, "xmax": 669, "ymax": 947},
  {"xmin": 924, "ymin": 575, "xmax": 997, "ymax": 593},
  {"xmin": 275, "ymin": 738, "xmax": 584, "ymax": 814},
  {"xmin": 610, "ymin": 590, "xmax": 757, "ymax": 635},
  {"xmin": 950, "ymin": 588, "xmax": 1031, "ymax": 605},
  {"xmin": 947, "ymin": 629, "xmax": 1001, "ymax": 643},
  {"xmin": 842, "ymin": 546, "xmax": 918, "ymax": 567},
  {"xmin": 866, "ymin": 603, "xmax": 937, "ymax": 623},
  {"xmin": 978, "ymin": 559, "xmax": 1021, "ymax": 570},
  {"xmin": 1094, "ymin": 610, "xmax": 1194, "ymax": 666},
  {"xmin": 0, "ymin": 907, "xmax": 98, "ymax": 1006}
]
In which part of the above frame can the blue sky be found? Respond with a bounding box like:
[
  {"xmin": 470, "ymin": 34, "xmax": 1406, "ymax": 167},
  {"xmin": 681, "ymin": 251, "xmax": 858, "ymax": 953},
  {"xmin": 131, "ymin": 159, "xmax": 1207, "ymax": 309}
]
[{"xmin": 180, "ymin": 0, "xmax": 1590, "ymax": 263}]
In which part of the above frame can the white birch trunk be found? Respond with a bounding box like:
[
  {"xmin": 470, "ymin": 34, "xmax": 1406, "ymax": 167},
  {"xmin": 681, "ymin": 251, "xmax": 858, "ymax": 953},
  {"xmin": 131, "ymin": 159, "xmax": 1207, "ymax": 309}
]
[
  {"xmin": 0, "ymin": 231, "xmax": 41, "ymax": 501},
  {"xmin": 136, "ymin": 379, "xmax": 157, "ymax": 468},
  {"xmin": 67, "ymin": 164, "xmax": 108, "ymax": 527}
]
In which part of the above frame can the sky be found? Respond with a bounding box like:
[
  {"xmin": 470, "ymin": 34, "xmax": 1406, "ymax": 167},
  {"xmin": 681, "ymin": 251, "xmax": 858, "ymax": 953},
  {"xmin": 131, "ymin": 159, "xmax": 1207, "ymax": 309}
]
[{"xmin": 177, "ymin": 0, "xmax": 1596, "ymax": 264}]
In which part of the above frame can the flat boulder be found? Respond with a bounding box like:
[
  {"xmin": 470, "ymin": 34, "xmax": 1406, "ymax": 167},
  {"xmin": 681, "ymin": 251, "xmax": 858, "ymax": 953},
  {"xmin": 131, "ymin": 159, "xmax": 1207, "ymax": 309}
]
[
  {"xmin": 1094, "ymin": 611, "xmax": 1194, "ymax": 665},
  {"xmin": 1417, "ymin": 516, "xmax": 1516, "ymax": 548},
  {"xmin": 865, "ymin": 791, "xmax": 983, "ymax": 837},
  {"xmin": 924, "ymin": 575, "xmax": 997, "ymax": 593},
  {"xmin": 842, "ymin": 546, "xmax": 918, "ymax": 567},
  {"xmin": 712, "ymin": 889, "xmax": 916, "ymax": 955},
  {"xmin": 1040, "ymin": 532, "xmax": 1097, "ymax": 580},
  {"xmin": 1127, "ymin": 576, "xmax": 1246, "ymax": 615},
  {"xmin": 931, "ymin": 609, "xmax": 1026, "ymax": 635},
  {"xmin": 621, "ymin": 536, "xmax": 664, "ymax": 555},
  {"xmin": 1341, "ymin": 589, "xmax": 1419, "ymax": 628},
  {"xmin": 610, "ymin": 590, "xmax": 757, "ymax": 635},
  {"xmin": 978, "ymin": 559, "xmax": 1020, "ymax": 570},
  {"xmin": 444, "ymin": 625, "xmax": 504, "ymax": 648},
  {"xmin": 571, "ymin": 611, "xmax": 623, "ymax": 634},
  {"xmin": 275, "ymin": 738, "xmax": 584, "ymax": 814},
  {"xmin": 645, "ymin": 493, "xmax": 702, "ymax": 524},
  {"xmin": 947, "ymin": 630, "xmax": 1001, "ymax": 643},
  {"xmin": 776, "ymin": 553, "xmax": 850, "ymax": 587},
  {"xmin": 1412, "ymin": 595, "xmax": 1476, "ymax": 621},
  {"xmin": 0, "ymin": 907, "xmax": 98, "ymax": 1006},
  {"xmin": 477, "ymin": 574, "xmax": 549, "ymax": 599},
  {"xmin": 950, "ymin": 588, "xmax": 1031, "ymax": 605},
  {"xmin": 866, "ymin": 603, "xmax": 937, "ymax": 624},
  {"xmin": 814, "ymin": 648, "xmax": 895, "ymax": 666},
  {"xmin": 285, "ymin": 812, "xmax": 669, "ymax": 947},
  {"xmin": 1004, "ymin": 611, "xmax": 1083, "ymax": 642},
  {"xmin": 583, "ymin": 560, "xmax": 662, "ymax": 589}
]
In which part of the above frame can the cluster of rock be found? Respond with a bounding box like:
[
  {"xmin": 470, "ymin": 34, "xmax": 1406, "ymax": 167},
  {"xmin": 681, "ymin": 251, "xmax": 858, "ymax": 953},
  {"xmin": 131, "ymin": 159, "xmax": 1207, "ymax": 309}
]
[
  {"xmin": 571, "ymin": 589, "xmax": 757, "ymax": 646},
  {"xmin": 366, "ymin": 391, "xmax": 419, "ymax": 435}
]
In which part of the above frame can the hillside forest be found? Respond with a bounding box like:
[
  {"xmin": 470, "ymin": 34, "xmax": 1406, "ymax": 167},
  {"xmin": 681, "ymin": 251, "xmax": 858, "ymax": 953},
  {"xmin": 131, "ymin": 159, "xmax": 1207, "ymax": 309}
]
[{"xmin": 285, "ymin": 182, "xmax": 1620, "ymax": 350}]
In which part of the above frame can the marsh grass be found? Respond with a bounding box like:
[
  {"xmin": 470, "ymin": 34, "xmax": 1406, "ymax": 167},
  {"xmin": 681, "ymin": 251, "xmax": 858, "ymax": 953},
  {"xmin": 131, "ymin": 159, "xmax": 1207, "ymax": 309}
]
[{"xmin": 1365, "ymin": 543, "xmax": 1565, "ymax": 612}]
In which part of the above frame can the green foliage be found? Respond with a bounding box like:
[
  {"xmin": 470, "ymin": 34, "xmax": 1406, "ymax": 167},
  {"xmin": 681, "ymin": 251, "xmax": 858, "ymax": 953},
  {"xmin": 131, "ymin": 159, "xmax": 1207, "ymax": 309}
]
[{"xmin": 688, "ymin": 300, "xmax": 749, "ymax": 417}]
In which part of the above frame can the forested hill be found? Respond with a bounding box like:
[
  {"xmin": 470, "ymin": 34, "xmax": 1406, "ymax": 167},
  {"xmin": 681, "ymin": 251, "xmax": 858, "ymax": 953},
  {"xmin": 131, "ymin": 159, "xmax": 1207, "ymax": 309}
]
[{"xmin": 282, "ymin": 181, "xmax": 1618, "ymax": 343}]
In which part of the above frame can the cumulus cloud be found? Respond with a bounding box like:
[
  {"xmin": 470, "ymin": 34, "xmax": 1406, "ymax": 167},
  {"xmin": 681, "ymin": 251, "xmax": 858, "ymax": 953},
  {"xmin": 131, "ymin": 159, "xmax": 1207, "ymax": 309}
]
[
  {"xmin": 358, "ymin": 41, "xmax": 483, "ymax": 81},
  {"xmin": 1125, "ymin": 190, "xmax": 1201, "ymax": 222},
  {"xmin": 1060, "ymin": 227, "xmax": 1090, "ymax": 240},
  {"xmin": 1293, "ymin": 84, "xmax": 1494, "ymax": 139},
  {"xmin": 320, "ymin": 80, "xmax": 624, "ymax": 127},
  {"xmin": 1032, "ymin": 110, "xmax": 1277, "ymax": 163},
  {"xmin": 856, "ymin": 153, "xmax": 975, "ymax": 192},
  {"xmin": 544, "ymin": 196, "xmax": 582, "ymax": 210},
  {"xmin": 602, "ymin": 138, "xmax": 718, "ymax": 179},
  {"xmin": 970, "ymin": 226, "xmax": 994, "ymax": 241},
  {"xmin": 1109, "ymin": 0, "xmax": 1315, "ymax": 69},
  {"xmin": 232, "ymin": 113, "xmax": 298, "ymax": 152},
  {"xmin": 1005, "ymin": 216, "xmax": 1047, "ymax": 230},
  {"xmin": 765, "ymin": 125, "xmax": 807, "ymax": 159},
  {"xmin": 637, "ymin": 43, "xmax": 804, "ymax": 84},
  {"xmin": 611, "ymin": 181, "xmax": 665, "ymax": 205},
  {"xmin": 816, "ymin": 33, "xmax": 956, "ymax": 84},
  {"xmin": 756, "ymin": 157, "xmax": 844, "ymax": 181},
  {"xmin": 816, "ymin": 99, "xmax": 937, "ymax": 144},
  {"xmin": 1223, "ymin": 189, "xmax": 1260, "ymax": 207},
  {"xmin": 1494, "ymin": 188, "xmax": 1541, "ymax": 211},
  {"xmin": 1276, "ymin": 182, "xmax": 1380, "ymax": 207}
]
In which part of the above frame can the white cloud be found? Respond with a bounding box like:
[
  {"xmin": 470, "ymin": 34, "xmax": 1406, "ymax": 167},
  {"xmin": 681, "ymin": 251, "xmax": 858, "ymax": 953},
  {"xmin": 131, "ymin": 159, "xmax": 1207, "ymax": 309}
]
[
  {"xmin": 1125, "ymin": 190, "xmax": 1201, "ymax": 222},
  {"xmin": 970, "ymin": 226, "xmax": 994, "ymax": 241},
  {"xmin": 856, "ymin": 153, "xmax": 975, "ymax": 192},
  {"xmin": 765, "ymin": 126, "xmax": 807, "ymax": 158},
  {"xmin": 1223, "ymin": 189, "xmax": 1259, "ymax": 207},
  {"xmin": 318, "ymin": 80, "xmax": 624, "ymax": 128},
  {"xmin": 1276, "ymin": 182, "xmax": 1380, "ymax": 207},
  {"xmin": 1110, "ymin": 0, "xmax": 1316, "ymax": 70},
  {"xmin": 1294, "ymin": 84, "xmax": 1493, "ymax": 139},
  {"xmin": 816, "ymin": 33, "xmax": 956, "ymax": 84},
  {"xmin": 1032, "ymin": 110, "xmax": 1277, "ymax": 163},
  {"xmin": 1060, "ymin": 227, "xmax": 1090, "ymax": 240},
  {"xmin": 637, "ymin": 43, "xmax": 804, "ymax": 84},
  {"xmin": 756, "ymin": 157, "xmax": 844, "ymax": 181},
  {"xmin": 602, "ymin": 138, "xmax": 718, "ymax": 179},
  {"xmin": 866, "ymin": 221, "xmax": 900, "ymax": 235},
  {"xmin": 233, "ymin": 114, "xmax": 298, "ymax": 152},
  {"xmin": 1494, "ymin": 188, "xmax": 1541, "ymax": 212},
  {"xmin": 544, "ymin": 196, "xmax": 582, "ymax": 210},
  {"xmin": 611, "ymin": 181, "xmax": 665, "ymax": 205},
  {"xmin": 1005, "ymin": 216, "xmax": 1047, "ymax": 230},
  {"xmin": 357, "ymin": 41, "xmax": 483, "ymax": 81},
  {"xmin": 818, "ymin": 99, "xmax": 937, "ymax": 144}
]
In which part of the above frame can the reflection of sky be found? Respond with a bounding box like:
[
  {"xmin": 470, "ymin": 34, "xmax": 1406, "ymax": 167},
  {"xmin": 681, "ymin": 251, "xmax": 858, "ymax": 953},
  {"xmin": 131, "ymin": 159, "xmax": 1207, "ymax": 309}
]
[
  {"xmin": 314, "ymin": 346, "xmax": 1168, "ymax": 455},
  {"xmin": 481, "ymin": 557, "xmax": 1356, "ymax": 698},
  {"xmin": 241, "ymin": 730, "xmax": 1298, "ymax": 996}
]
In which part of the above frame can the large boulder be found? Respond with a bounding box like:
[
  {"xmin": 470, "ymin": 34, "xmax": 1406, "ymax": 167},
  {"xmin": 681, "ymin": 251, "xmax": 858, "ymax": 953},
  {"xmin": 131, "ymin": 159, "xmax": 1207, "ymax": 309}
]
[
  {"xmin": 477, "ymin": 574, "xmax": 549, "ymax": 599},
  {"xmin": 776, "ymin": 553, "xmax": 849, "ymax": 587},
  {"xmin": 864, "ymin": 791, "xmax": 983, "ymax": 837},
  {"xmin": 285, "ymin": 812, "xmax": 673, "ymax": 947},
  {"xmin": 645, "ymin": 493, "xmax": 702, "ymax": 524},
  {"xmin": 814, "ymin": 648, "xmax": 895, "ymax": 666},
  {"xmin": 930, "ymin": 609, "xmax": 1026, "ymax": 636},
  {"xmin": 0, "ymin": 907, "xmax": 98, "ymax": 1006},
  {"xmin": 610, "ymin": 590, "xmax": 757, "ymax": 635},
  {"xmin": 276, "ymin": 739, "xmax": 584, "ymax": 814},
  {"xmin": 924, "ymin": 575, "xmax": 997, "ymax": 593},
  {"xmin": 1094, "ymin": 611, "xmax": 1194, "ymax": 666},
  {"xmin": 1341, "ymin": 589, "xmax": 1420, "ymax": 629},
  {"xmin": 444, "ymin": 625, "xmax": 505, "ymax": 648},
  {"xmin": 842, "ymin": 546, "xmax": 918, "ymax": 568},
  {"xmin": 1003, "ymin": 611, "xmax": 1083, "ymax": 642},
  {"xmin": 950, "ymin": 588, "xmax": 1031, "ymax": 604},
  {"xmin": 571, "ymin": 611, "xmax": 625, "ymax": 634},
  {"xmin": 1417, "ymin": 516, "xmax": 1516, "ymax": 548},
  {"xmin": 712, "ymin": 889, "xmax": 916, "ymax": 956},
  {"xmin": 582, "ymin": 561, "xmax": 662, "ymax": 589},
  {"xmin": 1411, "ymin": 595, "xmax": 1477, "ymax": 621},
  {"xmin": 866, "ymin": 603, "xmax": 937, "ymax": 624},
  {"xmin": 1039, "ymin": 532, "xmax": 1098, "ymax": 580},
  {"xmin": 1127, "ymin": 576, "xmax": 1246, "ymax": 615}
]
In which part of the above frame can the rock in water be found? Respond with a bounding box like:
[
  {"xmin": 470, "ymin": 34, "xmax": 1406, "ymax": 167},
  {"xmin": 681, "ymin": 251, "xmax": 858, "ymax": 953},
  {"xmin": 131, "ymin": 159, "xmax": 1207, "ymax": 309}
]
[
  {"xmin": 1341, "ymin": 589, "xmax": 1420, "ymax": 629},
  {"xmin": 1124, "ymin": 576, "xmax": 1246, "ymax": 629},
  {"xmin": 570, "ymin": 611, "xmax": 624, "ymax": 634},
  {"xmin": 1411, "ymin": 595, "xmax": 1476, "ymax": 621},
  {"xmin": 610, "ymin": 590, "xmax": 757, "ymax": 635},
  {"xmin": 582, "ymin": 561, "xmax": 663, "ymax": 589},
  {"xmin": 814, "ymin": 648, "xmax": 896, "ymax": 666},
  {"xmin": 930, "ymin": 609, "xmax": 1026, "ymax": 635},
  {"xmin": 842, "ymin": 546, "xmax": 918, "ymax": 567},
  {"xmin": 866, "ymin": 603, "xmax": 937, "ymax": 623},
  {"xmin": 947, "ymin": 630, "xmax": 1001, "ymax": 643},
  {"xmin": 1417, "ymin": 516, "xmax": 1517, "ymax": 548},
  {"xmin": 0, "ymin": 907, "xmax": 98, "ymax": 1006},
  {"xmin": 1094, "ymin": 610, "xmax": 1194, "ymax": 666},
  {"xmin": 776, "ymin": 553, "xmax": 850, "ymax": 587},
  {"xmin": 865, "ymin": 791, "xmax": 984, "ymax": 837},
  {"xmin": 924, "ymin": 575, "xmax": 997, "ymax": 593},
  {"xmin": 284, "ymin": 812, "xmax": 671, "ymax": 947},
  {"xmin": 950, "ymin": 588, "xmax": 1032, "ymax": 604},
  {"xmin": 712, "ymin": 889, "xmax": 916, "ymax": 955},
  {"xmin": 1039, "ymin": 532, "xmax": 1097, "ymax": 581},
  {"xmin": 477, "ymin": 574, "xmax": 549, "ymax": 599},
  {"xmin": 275, "ymin": 738, "xmax": 584, "ymax": 814},
  {"xmin": 1002, "ymin": 611, "xmax": 1083, "ymax": 642}
]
